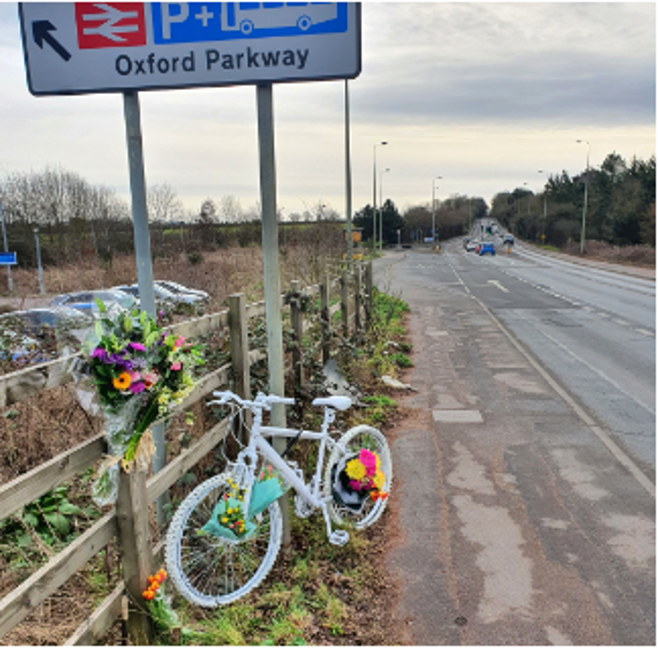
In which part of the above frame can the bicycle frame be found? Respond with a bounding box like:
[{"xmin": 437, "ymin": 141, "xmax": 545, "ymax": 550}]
[{"xmin": 226, "ymin": 395, "xmax": 347, "ymax": 542}]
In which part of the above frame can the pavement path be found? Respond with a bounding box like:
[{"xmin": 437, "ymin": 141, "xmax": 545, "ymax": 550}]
[{"xmin": 376, "ymin": 248, "xmax": 655, "ymax": 645}]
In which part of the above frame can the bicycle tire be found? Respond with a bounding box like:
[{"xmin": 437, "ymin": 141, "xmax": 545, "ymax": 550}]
[
  {"xmin": 323, "ymin": 425, "xmax": 392, "ymax": 529},
  {"xmin": 165, "ymin": 471, "xmax": 283, "ymax": 607}
]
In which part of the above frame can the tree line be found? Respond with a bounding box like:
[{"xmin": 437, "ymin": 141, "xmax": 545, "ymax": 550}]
[
  {"xmin": 0, "ymin": 168, "xmax": 343, "ymax": 270},
  {"xmin": 490, "ymin": 153, "xmax": 655, "ymax": 248},
  {"xmin": 0, "ymin": 151, "xmax": 653, "ymax": 271}
]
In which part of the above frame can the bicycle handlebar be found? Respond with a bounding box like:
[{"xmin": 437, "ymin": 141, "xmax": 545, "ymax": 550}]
[{"xmin": 208, "ymin": 389, "xmax": 295, "ymax": 411}]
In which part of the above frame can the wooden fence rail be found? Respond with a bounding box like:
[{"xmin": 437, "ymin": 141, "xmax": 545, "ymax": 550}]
[{"xmin": 0, "ymin": 263, "xmax": 372, "ymax": 644}]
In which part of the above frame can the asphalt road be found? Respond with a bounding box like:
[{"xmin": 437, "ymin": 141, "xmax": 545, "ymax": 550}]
[{"xmin": 374, "ymin": 243, "xmax": 655, "ymax": 645}]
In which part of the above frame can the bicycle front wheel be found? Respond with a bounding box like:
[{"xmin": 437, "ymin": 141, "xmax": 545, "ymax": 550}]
[
  {"xmin": 323, "ymin": 425, "xmax": 392, "ymax": 529},
  {"xmin": 165, "ymin": 471, "xmax": 283, "ymax": 607}
]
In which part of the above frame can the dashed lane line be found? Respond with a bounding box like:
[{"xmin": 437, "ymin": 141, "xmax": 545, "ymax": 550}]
[{"xmin": 446, "ymin": 257, "xmax": 656, "ymax": 499}]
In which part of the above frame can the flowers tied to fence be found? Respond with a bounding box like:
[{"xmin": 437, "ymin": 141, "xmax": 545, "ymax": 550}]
[{"xmin": 81, "ymin": 300, "xmax": 204, "ymax": 505}]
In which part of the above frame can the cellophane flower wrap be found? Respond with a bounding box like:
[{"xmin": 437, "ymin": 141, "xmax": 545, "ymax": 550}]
[{"xmin": 82, "ymin": 300, "xmax": 204, "ymax": 506}]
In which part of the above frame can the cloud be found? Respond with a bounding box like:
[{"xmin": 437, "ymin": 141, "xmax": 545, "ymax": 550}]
[{"xmin": 0, "ymin": 2, "xmax": 654, "ymax": 214}]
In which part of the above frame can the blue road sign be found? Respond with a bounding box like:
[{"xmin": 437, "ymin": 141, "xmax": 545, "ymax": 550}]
[{"xmin": 0, "ymin": 252, "xmax": 17, "ymax": 265}]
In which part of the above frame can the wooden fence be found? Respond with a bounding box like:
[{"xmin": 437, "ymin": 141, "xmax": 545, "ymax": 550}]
[{"xmin": 0, "ymin": 262, "xmax": 373, "ymax": 645}]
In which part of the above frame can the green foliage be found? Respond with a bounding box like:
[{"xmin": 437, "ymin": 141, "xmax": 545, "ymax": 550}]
[
  {"xmin": 187, "ymin": 252, "xmax": 203, "ymax": 265},
  {"xmin": 393, "ymin": 352, "xmax": 413, "ymax": 368},
  {"xmin": 0, "ymin": 485, "xmax": 98, "ymax": 554}
]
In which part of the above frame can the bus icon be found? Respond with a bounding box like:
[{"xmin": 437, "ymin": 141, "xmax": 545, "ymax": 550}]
[
  {"xmin": 222, "ymin": 3, "xmax": 338, "ymax": 36},
  {"xmin": 152, "ymin": 2, "xmax": 348, "ymax": 44}
]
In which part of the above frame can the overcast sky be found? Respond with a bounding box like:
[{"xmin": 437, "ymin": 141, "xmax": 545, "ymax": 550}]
[{"xmin": 0, "ymin": 1, "xmax": 655, "ymax": 218}]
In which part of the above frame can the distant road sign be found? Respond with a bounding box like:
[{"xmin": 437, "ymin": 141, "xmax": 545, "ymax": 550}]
[
  {"xmin": 0, "ymin": 252, "xmax": 17, "ymax": 266},
  {"xmin": 19, "ymin": 2, "xmax": 361, "ymax": 96}
]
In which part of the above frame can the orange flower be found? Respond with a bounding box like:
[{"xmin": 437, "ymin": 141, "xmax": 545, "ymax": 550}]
[
  {"xmin": 142, "ymin": 589, "xmax": 156, "ymax": 600},
  {"xmin": 112, "ymin": 372, "xmax": 132, "ymax": 390}
]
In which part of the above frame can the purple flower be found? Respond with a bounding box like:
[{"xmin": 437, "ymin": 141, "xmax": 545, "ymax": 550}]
[
  {"xmin": 129, "ymin": 381, "xmax": 145, "ymax": 394},
  {"xmin": 91, "ymin": 347, "xmax": 109, "ymax": 362},
  {"xmin": 128, "ymin": 342, "xmax": 147, "ymax": 353},
  {"xmin": 109, "ymin": 353, "xmax": 133, "ymax": 371}
]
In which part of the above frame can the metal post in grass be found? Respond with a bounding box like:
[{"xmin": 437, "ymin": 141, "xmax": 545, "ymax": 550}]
[
  {"xmin": 256, "ymin": 83, "xmax": 291, "ymax": 548},
  {"xmin": 122, "ymin": 90, "xmax": 167, "ymax": 525}
]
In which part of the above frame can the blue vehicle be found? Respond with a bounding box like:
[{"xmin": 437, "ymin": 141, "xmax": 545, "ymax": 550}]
[{"xmin": 478, "ymin": 242, "xmax": 496, "ymax": 256}]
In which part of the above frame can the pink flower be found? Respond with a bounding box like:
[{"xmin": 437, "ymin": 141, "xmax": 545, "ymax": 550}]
[
  {"xmin": 349, "ymin": 479, "xmax": 365, "ymax": 491},
  {"xmin": 359, "ymin": 449, "xmax": 377, "ymax": 476},
  {"xmin": 174, "ymin": 336, "xmax": 185, "ymax": 348},
  {"xmin": 142, "ymin": 371, "xmax": 158, "ymax": 388},
  {"xmin": 170, "ymin": 361, "xmax": 182, "ymax": 371}
]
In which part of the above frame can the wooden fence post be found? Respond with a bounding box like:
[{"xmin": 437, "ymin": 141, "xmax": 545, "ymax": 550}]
[
  {"xmin": 229, "ymin": 293, "xmax": 251, "ymax": 400},
  {"xmin": 115, "ymin": 469, "xmax": 153, "ymax": 645},
  {"xmin": 320, "ymin": 274, "xmax": 330, "ymax": 365},
  {"xmin": 289, "ymin": 280, "xmax": 305, "ymax": 391},
  {"xmin": 364, "ymin": 261, "xmax": 373, "ymax": 327},
  {"xmin": 341, "ymin": 270, "xmax": 349, "ymax": 338},
  {"xmin": 353, "ymin": 263, "xmax": 362, "ymax": 332}
]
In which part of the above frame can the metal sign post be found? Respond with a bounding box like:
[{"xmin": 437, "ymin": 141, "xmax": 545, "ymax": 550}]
[
  {"xmin": 0, "ymin": 202, "xmax": 13, "ymax": 292},
  {"xmin": 122, "ymin": 90, "xmax": 165, "ymax": 520}
]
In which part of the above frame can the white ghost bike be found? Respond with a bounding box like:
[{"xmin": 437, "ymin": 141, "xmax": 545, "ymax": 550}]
[{"xmin": 165, "ymin": 390, "xmax": 392, "ymax": 607}]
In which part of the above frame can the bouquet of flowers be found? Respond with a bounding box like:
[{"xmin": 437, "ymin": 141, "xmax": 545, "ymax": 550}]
[
  {"xmin": 332, "ymin": 448, "xmax": 388, "ymax": 512},
  {"xmin": 344, "ymin": 449, "xmax": 388, "ymax": 501},
  {"xmin": 201, "ymin": 465, "xmax": 290, "ymax": 541},
  {"xmin": 81, "ymin": 300, "xmax": 204, "ymax": 505}
]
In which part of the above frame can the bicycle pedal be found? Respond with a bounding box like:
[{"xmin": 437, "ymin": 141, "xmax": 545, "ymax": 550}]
[{"xmin": 328, "ymin": 530, "xmax": 349, "ymax": 546}]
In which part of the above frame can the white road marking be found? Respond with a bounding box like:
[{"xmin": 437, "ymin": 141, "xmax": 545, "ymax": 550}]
[{"xmin": 487, "ymin": 280, "xmax": 509, "ymax": 293}]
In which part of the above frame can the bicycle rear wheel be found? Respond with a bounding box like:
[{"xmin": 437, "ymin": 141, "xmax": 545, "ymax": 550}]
[
  {"xmin": 165, "ymin": 471, "xmax": 283, "ymax": 607},
  {"xmin": 323, "ymin": 425, "xmax": 392, "ymax": 529}
]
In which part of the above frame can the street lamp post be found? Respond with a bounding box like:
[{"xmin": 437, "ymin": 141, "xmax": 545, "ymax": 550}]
[
  {"xmin": 523, "ymin": 182, "xmax": 531, "ymax": 216},
  {"xmin": 33, "ymin": 227, "xmax": 44, "ymax": 295},
  {"xmin": 379, "ymin": 167, "xmax": 390, "ymax": 251},
  {"xmin": 373, "ymin": 141, "xmax": 387, "ymax": 252},
  {"xmin": 538, "ymin": 170, "xmax": 548, "ymax": 242},
  {"xmin": 576, "ymin": 139, "xmax": 590, "ymax": 254},
  {"xmin": 432, "ymin": 176, "xmax": 442, "ymax": 247}
]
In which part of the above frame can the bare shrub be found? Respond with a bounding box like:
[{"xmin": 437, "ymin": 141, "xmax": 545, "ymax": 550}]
[{"xmin": 563, "ymin": 240, "xmax": 656, "ymax": 267}]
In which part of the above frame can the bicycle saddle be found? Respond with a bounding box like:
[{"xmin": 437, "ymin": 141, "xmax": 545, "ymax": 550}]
[{"xmin": 311, "ymin": 395, "xmax": 352, "ymax": 411}]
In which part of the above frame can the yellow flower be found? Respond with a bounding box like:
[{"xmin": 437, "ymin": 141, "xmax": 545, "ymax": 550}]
[
  {"xmin": 345, "ymin": 458, "xmax": 366, "ymax": 481},
  {"xmin": 372, "ymin": 469, "xmax": 386, "ymax": 490},
  {"xmin": 221, "ymin": 517, "xmax": 228, "ymax": 524},
  {"xmin": 112, "ymin": 372, "xmax": 132, "ymax": 390}
]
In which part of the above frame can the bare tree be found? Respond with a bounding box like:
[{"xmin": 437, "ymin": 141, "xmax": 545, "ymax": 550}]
[
  {"xmin": 219, "ymin": 195, "xmax": 244, "ymax": 223},
  {"xmin": 147, "ymin": 182, "xmax": 183, "ymax": 223}
]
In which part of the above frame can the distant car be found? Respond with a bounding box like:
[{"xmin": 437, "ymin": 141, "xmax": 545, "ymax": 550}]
[
  {"xmin": 503, "ymin": 234, "xmax": 514, "ymax": 245},
  {"xmin": 155, "ymin": 280, "xmax": 209, "ymax": 303},
  {"xmin": 115, "ymin": 283, "xmax": 196, "ymax": 306},
  {"xmin": 465, "ymin": 241, "xmax": 477, "ymax": 252},
  {"xmin": 478, "ymin": 242, "xmax": 496, "ymax": 256},
  {"xmin": 51, "ymin": 289, "xmax": 137, "ymax": 316}
]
